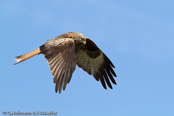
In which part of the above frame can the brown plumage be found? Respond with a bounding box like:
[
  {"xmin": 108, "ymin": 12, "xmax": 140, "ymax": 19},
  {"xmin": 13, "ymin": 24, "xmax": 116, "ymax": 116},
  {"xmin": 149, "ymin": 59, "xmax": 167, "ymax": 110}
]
[{"xmin": 14, "ymin": 32, "xmax": 117, "ymax": 93}]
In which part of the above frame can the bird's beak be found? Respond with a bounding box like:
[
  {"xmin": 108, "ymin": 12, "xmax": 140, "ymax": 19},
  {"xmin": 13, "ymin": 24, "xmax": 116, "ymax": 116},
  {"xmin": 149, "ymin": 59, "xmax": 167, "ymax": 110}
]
[
  {"xmin": 82, "ymin": 37, "xmax": 89, "ymax": 45},
  {"xmin": 82, "ymin": 40, "xmax": 86, "ymax": 45}
]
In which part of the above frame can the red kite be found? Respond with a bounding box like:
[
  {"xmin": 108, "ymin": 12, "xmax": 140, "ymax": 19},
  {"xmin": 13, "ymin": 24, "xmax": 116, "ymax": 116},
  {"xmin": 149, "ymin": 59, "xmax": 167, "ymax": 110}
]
[{"xmin": 14, "ymin": 32, "xmax": 117, "ymax": 93}]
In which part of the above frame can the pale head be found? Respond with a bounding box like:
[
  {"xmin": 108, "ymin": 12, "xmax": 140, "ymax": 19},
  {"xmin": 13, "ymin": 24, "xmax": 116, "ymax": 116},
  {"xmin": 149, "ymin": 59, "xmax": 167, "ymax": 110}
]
[{"xmin": 72, "ymin": 32, "xmax": 86, "ymax": 45}]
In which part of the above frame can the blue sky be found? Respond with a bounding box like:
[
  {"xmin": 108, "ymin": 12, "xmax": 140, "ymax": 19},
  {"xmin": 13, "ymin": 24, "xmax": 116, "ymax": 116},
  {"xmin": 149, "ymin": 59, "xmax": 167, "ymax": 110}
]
[{"xmin": 1, "ymin": 0, "xmax": 174, "ymax": 116}]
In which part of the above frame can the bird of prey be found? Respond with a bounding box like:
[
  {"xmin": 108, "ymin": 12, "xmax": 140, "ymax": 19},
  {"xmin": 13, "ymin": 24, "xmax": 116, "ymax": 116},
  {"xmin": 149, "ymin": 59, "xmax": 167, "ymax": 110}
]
[{"xmin": 14, "ymin": 32, "xmax": 117, "ymax": 93}]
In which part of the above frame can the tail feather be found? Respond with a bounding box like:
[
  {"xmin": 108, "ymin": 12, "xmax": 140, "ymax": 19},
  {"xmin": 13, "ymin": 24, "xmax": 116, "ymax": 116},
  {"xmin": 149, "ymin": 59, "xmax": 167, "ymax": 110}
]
[{"xmin": 14, "ymin": 48, "xmax": 41, "ymax": 65}]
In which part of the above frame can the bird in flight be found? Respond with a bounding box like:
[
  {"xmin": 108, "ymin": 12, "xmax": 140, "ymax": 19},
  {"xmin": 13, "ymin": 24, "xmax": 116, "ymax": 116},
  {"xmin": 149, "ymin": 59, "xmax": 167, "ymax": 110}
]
[{"xmin": 14, "ymin": 32, "xmax": 117, "ymax": 93}]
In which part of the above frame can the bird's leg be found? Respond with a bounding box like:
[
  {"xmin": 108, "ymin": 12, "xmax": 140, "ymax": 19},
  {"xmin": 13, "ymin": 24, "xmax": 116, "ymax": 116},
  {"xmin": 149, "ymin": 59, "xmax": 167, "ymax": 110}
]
[{"xmin": 13, "ymin": 48, "xmax": 41, "ymax": 65}]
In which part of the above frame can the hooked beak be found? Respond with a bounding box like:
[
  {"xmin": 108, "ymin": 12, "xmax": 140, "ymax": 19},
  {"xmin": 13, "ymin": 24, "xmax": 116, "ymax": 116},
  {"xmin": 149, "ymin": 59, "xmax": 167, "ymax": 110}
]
[
  {"xmin": 82, "ymin": 37, "xmax": 89, "ymax": 45},
  {"xmin": 82, "ymin": 40, "xmax": 86, "ymax": 45}
]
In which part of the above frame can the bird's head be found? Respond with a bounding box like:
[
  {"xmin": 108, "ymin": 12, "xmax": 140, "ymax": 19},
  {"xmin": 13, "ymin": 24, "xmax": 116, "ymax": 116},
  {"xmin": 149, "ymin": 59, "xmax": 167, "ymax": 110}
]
[{"xmin": 73, "ymin": 32, "xmax": 87, "ymax": 45}]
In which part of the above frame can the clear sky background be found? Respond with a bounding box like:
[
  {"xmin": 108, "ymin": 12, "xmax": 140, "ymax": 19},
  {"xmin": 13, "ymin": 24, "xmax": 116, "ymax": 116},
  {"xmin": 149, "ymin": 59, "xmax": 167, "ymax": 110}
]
[{"xmin": 1, "ymin": 0, "xmax": 174, "ymax": 116}]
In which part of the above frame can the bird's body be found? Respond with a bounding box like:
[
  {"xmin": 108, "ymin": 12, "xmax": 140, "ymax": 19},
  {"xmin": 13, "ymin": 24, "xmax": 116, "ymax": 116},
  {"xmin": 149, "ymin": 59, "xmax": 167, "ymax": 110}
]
[{"xmin": 14, "ymin": 32, "xmax": 117, "ymax": 93}]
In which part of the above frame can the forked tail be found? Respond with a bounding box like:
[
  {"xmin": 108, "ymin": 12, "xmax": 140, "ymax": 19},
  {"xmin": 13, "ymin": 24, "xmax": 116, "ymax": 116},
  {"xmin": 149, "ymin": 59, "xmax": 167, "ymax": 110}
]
[{"xmin": 14, "ymin": 48, "xmax": 41, "ymax": 65}]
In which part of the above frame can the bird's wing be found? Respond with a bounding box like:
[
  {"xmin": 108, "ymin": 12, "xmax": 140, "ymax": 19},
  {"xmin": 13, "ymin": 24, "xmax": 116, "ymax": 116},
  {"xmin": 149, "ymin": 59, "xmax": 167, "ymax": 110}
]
[
  {"xmin": 40, "ymin": 38, "xmax": 76, "ymax": 93},
  {"xmin": 75, "ymin": 38, "xmax": 117, "ymax": 89}
]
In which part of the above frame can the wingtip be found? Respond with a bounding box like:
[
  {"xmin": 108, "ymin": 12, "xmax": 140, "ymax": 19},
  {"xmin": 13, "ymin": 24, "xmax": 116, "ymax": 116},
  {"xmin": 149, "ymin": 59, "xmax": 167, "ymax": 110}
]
[
  {"xmin": 103, "ymin": 85, "xmax": 107, "ymax": 90},
  {"xmin": 109, "ymin": 86, "xmax": 113, "ymax": 89},
  {"xmin": 55, "ymin": 90, "xmax": 58, "ymax": 93},
  {"xmin": 55, "ymin": 90, "xmax": 62, "ymax": 94}
]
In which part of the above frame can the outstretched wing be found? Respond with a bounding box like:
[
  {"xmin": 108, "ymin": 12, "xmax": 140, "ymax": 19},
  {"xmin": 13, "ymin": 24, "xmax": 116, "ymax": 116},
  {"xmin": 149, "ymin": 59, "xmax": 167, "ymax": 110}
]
[
  {"xmin": 75, "ymin": 38, "xmax": 117, "ymax": 89},
  {"xmin": 40, "ymin": 37, "xmax": 76, "ymax": 93}
]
